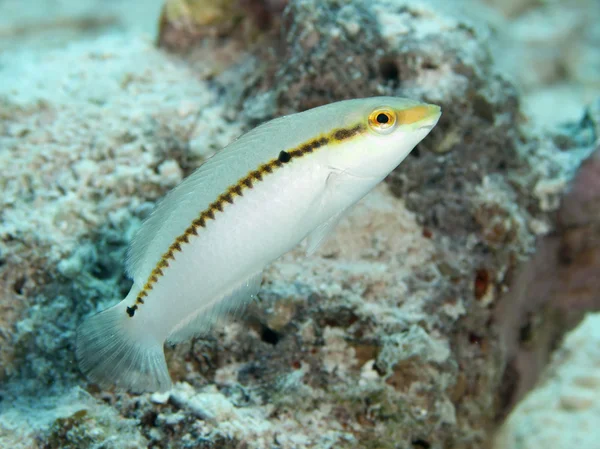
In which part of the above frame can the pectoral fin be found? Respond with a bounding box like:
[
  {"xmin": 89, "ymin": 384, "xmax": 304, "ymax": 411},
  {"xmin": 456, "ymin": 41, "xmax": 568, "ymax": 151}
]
[
  {"xmin": 305, "ymin": 210, "xmax": 347, "ymax": 256},
  {"xmin": 166, "ymin": 272, "xmax": 263, "ymax": 343}
]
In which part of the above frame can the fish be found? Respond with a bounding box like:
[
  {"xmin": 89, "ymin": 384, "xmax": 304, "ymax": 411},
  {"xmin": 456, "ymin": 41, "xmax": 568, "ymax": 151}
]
[{"xmin": 75, "ymin": 96, "xmax": 441, "ymax": 392}]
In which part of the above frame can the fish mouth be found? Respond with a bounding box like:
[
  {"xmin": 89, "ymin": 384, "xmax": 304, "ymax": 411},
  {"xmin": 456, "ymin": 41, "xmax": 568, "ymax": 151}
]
[
  {"xmin": 416, "ymin": 104, "xmax": 441, "ymax": 131},
  {"xmin": 417, "ymin": 123, "xmax": 437, "ymax": 131}
]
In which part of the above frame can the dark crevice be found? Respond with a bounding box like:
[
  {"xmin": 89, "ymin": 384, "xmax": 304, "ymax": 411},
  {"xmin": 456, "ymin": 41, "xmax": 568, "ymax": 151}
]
[
  {"xmin": 379, "ymin": 58, "xmax": 400, "ymax": 86},
  {"xmin": 260, "ymin": 325, "xmax": 281, "ymax": 345},
  {"xmin": 13, "ymin": 276, "xmax": 26, "ymax": 295},
  {"xmin": 412, "ymin": 439, "xmax": 431, "ymax": 449},
  {"xmin": 91, "ymin": 262, "xmax": 113, "ymax": 280}
]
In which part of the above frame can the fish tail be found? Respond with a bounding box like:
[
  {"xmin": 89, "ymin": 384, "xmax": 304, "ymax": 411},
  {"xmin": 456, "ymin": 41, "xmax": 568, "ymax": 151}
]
[{"xmin": 76, "ymin": 302, "xmax": 171, "ymax": 393}]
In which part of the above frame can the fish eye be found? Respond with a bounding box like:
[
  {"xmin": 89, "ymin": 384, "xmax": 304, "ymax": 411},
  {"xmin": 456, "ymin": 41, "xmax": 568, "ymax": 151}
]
[
  {"xmin": 368, "ymin": 108, "xmax": 397, "ymax": 134},
  {"xmin": 376, "ymin": 113, "xmax": 389, "ymax": 124}
]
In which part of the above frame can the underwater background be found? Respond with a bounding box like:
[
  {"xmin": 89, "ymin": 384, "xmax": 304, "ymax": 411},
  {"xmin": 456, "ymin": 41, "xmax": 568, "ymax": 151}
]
[{"xmin": 0, "ymin": 0, "xmax": 599, "ymax": 448}]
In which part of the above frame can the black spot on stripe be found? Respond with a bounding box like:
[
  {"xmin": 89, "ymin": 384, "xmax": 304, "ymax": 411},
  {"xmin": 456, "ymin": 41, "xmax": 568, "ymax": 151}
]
[{"xmin": 278, "ymin": 150, "xmax": 291, "ymax": 163}]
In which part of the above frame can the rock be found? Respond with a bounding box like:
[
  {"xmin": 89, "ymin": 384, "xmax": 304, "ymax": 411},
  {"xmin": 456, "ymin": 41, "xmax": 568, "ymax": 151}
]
[
  {"xmin": 0, "ymin": 0, "xmax": 163, "ymax": 51},
  {"xmin": 486, "ymin": 0, "xmax": 600, "ymax": 127},
  {"xmin": 494, "ymin": 313, "xmax": 600, "ymax": 449},
  {"xmin": 0, "ymin": 0, "xmax": 598, "ymax": 448},
  {"xmin": 494, "ymin": 103, "xmax": 600, "ymax": 411},
  {"xmin": 0, "ymin": 387, "xmax": 147, "ymax": 448}
]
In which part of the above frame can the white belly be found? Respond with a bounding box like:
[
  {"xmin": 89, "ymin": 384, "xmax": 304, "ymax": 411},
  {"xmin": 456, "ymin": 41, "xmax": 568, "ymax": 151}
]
[{"xmin": 129, "ymin": 159, "xmax": 329, "ymax": 340}]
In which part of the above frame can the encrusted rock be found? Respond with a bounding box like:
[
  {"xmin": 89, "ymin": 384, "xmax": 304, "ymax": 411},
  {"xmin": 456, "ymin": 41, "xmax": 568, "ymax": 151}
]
[
  {"xmin": 0, "ymin": 1, "xmax": 598, "ymax": 448},
  {"xmin": 494, "ymin": 313, "xmax": 600, "ymax": 449}
]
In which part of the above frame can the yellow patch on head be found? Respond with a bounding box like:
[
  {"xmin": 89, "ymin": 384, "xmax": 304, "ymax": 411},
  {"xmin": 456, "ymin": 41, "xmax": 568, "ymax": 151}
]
[{"xmin": 397, "ymin": 105, "xmax": 433, "ymax": 125}]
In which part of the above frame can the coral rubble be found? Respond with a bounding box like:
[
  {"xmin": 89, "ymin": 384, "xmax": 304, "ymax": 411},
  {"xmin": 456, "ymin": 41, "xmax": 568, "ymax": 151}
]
[{"xmin": 0, "ymin": 0, "xmax": 598, "ymax": 448}]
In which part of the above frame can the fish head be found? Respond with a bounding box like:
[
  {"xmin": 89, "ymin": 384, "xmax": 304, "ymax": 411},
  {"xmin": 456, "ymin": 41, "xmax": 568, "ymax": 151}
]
[{"xmin": 326, "ymin": 97, "xmax": 441, "ymax": 182}]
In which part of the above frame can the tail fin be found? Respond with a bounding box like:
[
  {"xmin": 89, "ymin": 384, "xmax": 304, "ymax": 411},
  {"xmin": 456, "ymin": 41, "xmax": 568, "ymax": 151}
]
[{"xmin": 75, "ymin": 304, "xmax": 172, "ymax": 393}]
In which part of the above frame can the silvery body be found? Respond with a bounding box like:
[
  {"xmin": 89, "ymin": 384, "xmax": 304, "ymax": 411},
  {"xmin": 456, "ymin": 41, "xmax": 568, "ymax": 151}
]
[{"xmin": 76, "ymin": 96, "xmax": 441, "ymax": 392}]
